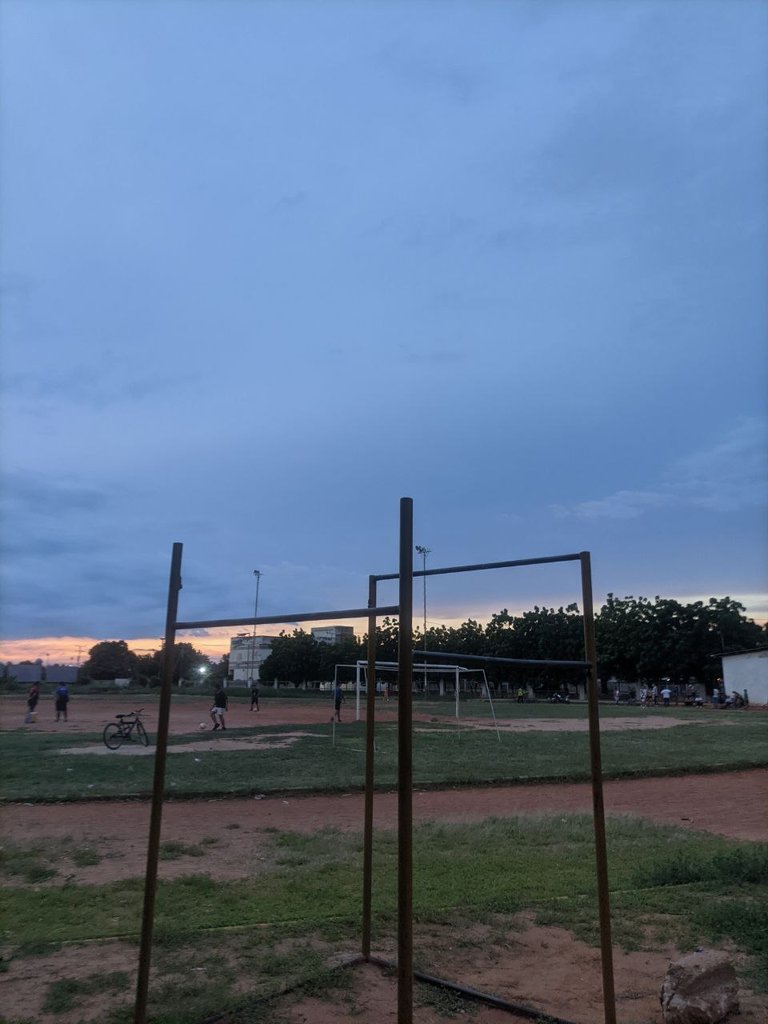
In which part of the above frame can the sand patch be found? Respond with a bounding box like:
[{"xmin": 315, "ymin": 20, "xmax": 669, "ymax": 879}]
[{"xmin": 58, "ymin": 730, "xmax": 315, "ymax": 756}]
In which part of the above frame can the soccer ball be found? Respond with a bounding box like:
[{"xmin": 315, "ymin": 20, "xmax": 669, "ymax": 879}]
[{"xmin": 199, "ymin": 723, "xmax": 207, "ymax": 730}]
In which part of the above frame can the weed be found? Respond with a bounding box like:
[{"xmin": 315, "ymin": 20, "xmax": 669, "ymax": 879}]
[
  {"xmin": 72, "ymin": 846, "xmax": 102, "ymax": 867},
  {"xmin": 415, "ymin": 981, "xmax": 474, "ymax": 1017},
  {"xmin": 42, "ymin": 971, "xmax": 130, "ymax": 1013},
  {"xmin": 159, "ymin": 841, "xmax": 206, "ymax": 860}
]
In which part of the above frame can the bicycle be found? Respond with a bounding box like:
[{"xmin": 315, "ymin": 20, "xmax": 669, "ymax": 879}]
[{"xmin": 103, "ymin": 708, "xmax": 150, "ymax": 750}]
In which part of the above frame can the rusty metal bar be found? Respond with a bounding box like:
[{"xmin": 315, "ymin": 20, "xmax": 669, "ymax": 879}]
[
  {"xmin": 362, "ymin": 575, "xmax": 377, "ymax": 958},
  {"xmin": 134, "ymin": 542, "xmax": 183, "ymax": 1024},
  {"xmin": 397, "ymin": 497, "xmax": 414, "ymax": 1024},
  {"xmin": 580, "ymin": 551, "xmax": 617, "ymax": 1024},
  {"xmin": 175, "ymin": 605, "xmax": 398, "ymax": 630},
  {"xmin": 420, "ymin": 650, "xmax": 589, "ymax": 669},
  {"xmin": 374, "ymin": 552, "xmax": 581, "ymax": 582},
  {"xmin": 367, "ymin": 955, "xmax": 579, "ymax": 1024}
]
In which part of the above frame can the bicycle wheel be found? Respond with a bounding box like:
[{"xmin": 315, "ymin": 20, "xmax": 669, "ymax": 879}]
[
  {"xmin": 103, "ymin": 723, "xmax": 124, "ymax": 750},
  {"xmin": 135, "ymin": 720, "xmax": 149, "ymax": 747}
]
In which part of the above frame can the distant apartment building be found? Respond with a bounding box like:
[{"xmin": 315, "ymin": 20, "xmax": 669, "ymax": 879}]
[
  {"xmin": 228, "ymin": 635, "xmax": 274, "ymax": 684},
  {"xmin": 311, "ymin": 625, "xmax": 355, "ymax": 645}
]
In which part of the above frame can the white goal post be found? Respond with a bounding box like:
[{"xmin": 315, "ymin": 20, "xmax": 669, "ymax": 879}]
[{"xmin": 333, "ymin": 660, "xmax": 495, "ymax": 730}]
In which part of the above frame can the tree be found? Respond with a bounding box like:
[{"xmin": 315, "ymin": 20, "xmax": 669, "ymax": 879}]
[
  {"xmin": 174, "ymin": 642, "xmax": 212, "ymax": 683},
  {"xmin": 260, "ymin": 630, "xmax": 322, "ymax": 686},
  {"xmin": 80, "ymin": 641, "xmax": 136, "ymax": 681}
]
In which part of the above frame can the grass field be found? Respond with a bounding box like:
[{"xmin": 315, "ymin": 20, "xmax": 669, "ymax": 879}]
[
  {"xmin": 2, "ymin": 705, "xmax": 767, "ymax": 802},
  {"xmin": 2, "ymin": 815, "xmax": 766, "ymax": 1023}
]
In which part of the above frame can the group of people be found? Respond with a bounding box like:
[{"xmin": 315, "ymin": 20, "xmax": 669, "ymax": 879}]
[
  {"xmin": 25, "ymin": 682, "xmax": 71, "ymax": 723},
  {"xmin": 208, "ymin": 683, "xmax": 260, "ymax": 730},
  {"xmin": 634, "ymin": 684, "xmax": 674, "ymax": 707},
  {"xmin": 711, "ymin": 686, "xmax": 747, "ymax": 709},
  {"xmin": 208, "ymin": 682, "xmax": 346, "ymax": 730}
]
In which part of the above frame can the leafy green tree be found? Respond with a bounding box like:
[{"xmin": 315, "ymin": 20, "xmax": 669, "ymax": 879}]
[
  {"xmin": 174, "ymin": 642, "xmax": 212, "ymax": 683},
  {"xmin": 80, "ymin": 640, "xmax": 137, "ymax": 681},
  {"xmin": 260, "ymin": 630, "xmax": 322, "ymax": 686}
]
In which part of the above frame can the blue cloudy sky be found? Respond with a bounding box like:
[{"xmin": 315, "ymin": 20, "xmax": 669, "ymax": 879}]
[{"xmin": 1, "ymin": 0, "xmax": 767, "ymax": 661}]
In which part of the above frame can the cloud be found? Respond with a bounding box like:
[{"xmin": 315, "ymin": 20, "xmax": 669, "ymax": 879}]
[
  {"xmin": 551, "ymin": 490, "xmax": 669, "ymax": 521},
  {"xmin": 0, "ymin": 471, "xmax": 109, "ymax": 516},
  {"xmin": 2, "ymin": 366, "xmax": 197, "ymax": 410},
  {"xmin": 552, "ymin": 418, "xmax": 768, "ymax": 520},
  {"xmin": 669, "ymin": 419, "xmax": 768, "ymax": 512}
]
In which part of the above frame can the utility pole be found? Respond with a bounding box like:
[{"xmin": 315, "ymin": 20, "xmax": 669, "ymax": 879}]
[
  {"xmin": 415, "ymin": 545, "xmax": 430, "ymax": 695},
  {"xmin": 249, "ymin": 570, "xmax": 262, "ymax": 691}
]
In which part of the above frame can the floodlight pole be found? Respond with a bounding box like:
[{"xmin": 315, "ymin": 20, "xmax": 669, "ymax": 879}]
[
  {"xmin": 399, "ymin": 499, "xmax": 415, "ymax": 1023},
  {"xmin": 249, "ymin": 570, "xmax": 261, "ymax": 691},
  {"xmin": 580, "ymin": 552, "xmax": 617, "ymax": 1024},
  {"xmin": 415, "ymin": 544, "xmax": 430, "ymax": 695}
]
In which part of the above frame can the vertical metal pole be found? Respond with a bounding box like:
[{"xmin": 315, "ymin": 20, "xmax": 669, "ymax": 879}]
[
  {"xmin": 362, "ymin": 575, "xmax": 377, "ymax": 958},
  {"xmin": 580, "ymin": 552, "xmax": 617, "ymax": 1024},
  {"xmin": 249, "ymin": 570, "xmax": 261, "ymax": 692},
  {"xmin": 398, "ymin": 498, "xmax": 414, "ymax": 1024},
  {"xmin": 134, "ymin": 542, "xmax": 183, "ymax": 1024}
]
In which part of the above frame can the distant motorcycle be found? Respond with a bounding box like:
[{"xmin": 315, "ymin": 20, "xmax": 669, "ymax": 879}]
[{"xmin": 549, "ymin": 692, "xmax": 570, "ymax": 704}]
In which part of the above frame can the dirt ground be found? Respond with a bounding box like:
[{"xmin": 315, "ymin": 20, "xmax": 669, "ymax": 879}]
[
  {"xmin": 0, "ymin": 693, "xmax": 739, "ymax": 737},
  {"xmin": 1, "ymin": 695, "xmax": 766, "ymax": 1023}
]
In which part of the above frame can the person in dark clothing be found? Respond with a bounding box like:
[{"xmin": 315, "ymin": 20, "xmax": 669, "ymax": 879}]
[
  {"xmin": 55, "ymin": 683, "xmax": 70, "ymax": 722},
  {"xmin": 210, "ymin": 685, "xmax": 228, "ymax": 730},
  {"xmin": 26, "ymin": 682, "xmax": 40, "ymax": 723},
  {"xmin": 333, "ymin": 683, "xmax": 344, "ymax": 722},
  {"xmin": 250, "ymin": 684, "xmax": 259, "ymax": 712}
]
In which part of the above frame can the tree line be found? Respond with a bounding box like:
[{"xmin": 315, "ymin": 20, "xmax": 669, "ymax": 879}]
[{"xmin": 77, "ymin": 595, "xmax": 766, "ymax": 693}]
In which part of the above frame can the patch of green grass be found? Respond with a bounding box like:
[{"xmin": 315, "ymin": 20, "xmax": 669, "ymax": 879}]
[
  {"xmin": 416, "ymin": 981, "xmax": 475, "ymax": 1017},
  {"xmin": 2, "ymin": 708, "xmax": 767, "ymax": 801},
  {"xmin": 159, "ymin": 841, "xmax": 206, "ymax": 860},
  {"xmin": 3, "ymin": 815, "xmax": 766, "ymax": 984},
  {"xmin": 0, "ymin": 842, "xmax": 57, "ymax": 884},
  {"xmin": 634, "ymin": 843, "xmax": 768, "ymax": 887},
  {"xmin": 42, "ymin": 971, "xmax": 130, "ymax": 1013},
  {"xmin": 72, "ymin": 846, "xmax": 102, "ymax": 867}
]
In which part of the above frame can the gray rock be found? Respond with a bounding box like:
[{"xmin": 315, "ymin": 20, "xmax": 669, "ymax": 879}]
[{"xmin": 660, "ymin": 950, "xmax": 739, "ymax": 1024}]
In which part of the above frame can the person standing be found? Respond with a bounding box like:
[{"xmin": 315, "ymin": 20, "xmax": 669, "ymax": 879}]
[
  {"xmin": 26, "ymin": 682, "xmax": 40, "ymax": 723},
  {"xmin": 210, "ymin": 685, "xmax": 228, "ymax": 730},
  {"xmin": 333, "ymin": 683, "xmax": 344, "ymax": 723},
  {"xmin": 660, "ymin": 684, "xmax": 672, "ymax": 707},
  {"xmin": 54, "ymin": 682, "xmax": 70, "ymax": 722},
  {"xmin": 250, "ymin": 683, "xmax": 259, "ymax": 712}
]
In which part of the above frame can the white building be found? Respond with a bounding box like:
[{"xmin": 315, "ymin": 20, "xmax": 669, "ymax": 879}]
[
  {"xmin": 228, "ymin": 635, "xmax": 274, "ymax": 684},
  {"xmin": 722, "ymin": 649, "xmax": 768, "ymax": 706},
  {"xmin": 311, "ymin": 625, "xmax": 355, "ymax": 645}
]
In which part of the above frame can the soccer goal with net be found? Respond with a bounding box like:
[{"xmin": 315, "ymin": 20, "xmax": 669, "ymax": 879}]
[{"xmin": 332, "ymin": 659, "xmax": 500, "ymax": 738}]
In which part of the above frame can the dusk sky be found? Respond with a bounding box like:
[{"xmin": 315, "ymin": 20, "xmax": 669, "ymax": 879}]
[{"xmin": 2, "ymin": 1, "xmax": 766, "ymax": 664}]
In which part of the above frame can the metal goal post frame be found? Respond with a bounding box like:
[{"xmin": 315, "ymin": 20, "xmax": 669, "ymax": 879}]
[
  {"xmin": 134, "ymin": 497, "xmax": 615, "ymax": 1024},
  {"xmin": 361, "ymin": 510, "xmax": 616, "ymax": 1024}
]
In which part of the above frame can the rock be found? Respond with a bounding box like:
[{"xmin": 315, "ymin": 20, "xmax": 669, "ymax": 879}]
[{"xmin": 660, "ymin": 950, "xmax": 739, "ymax": 1024}]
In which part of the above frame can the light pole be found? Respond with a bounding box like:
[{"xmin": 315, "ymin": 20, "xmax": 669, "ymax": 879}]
[
  {"xmin": 415, "ymin": 545, "xmax": 430, "ymax": 696},
  {"xmin": 249, "ymin": 570, "xmax": 262, "ymax": 691}
]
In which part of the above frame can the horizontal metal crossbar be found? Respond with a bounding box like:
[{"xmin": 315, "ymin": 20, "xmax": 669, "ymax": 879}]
[
  {"xmin": 175, "ymin": 605, "xmax": 400, "ymax": 631},
  {"xmin": 420, "ymin": 649, "xmax": 589, "ymax": 669},
  {"xmin": 373, "ymin": 552, "xmax": 582, "ymax": 582}
]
